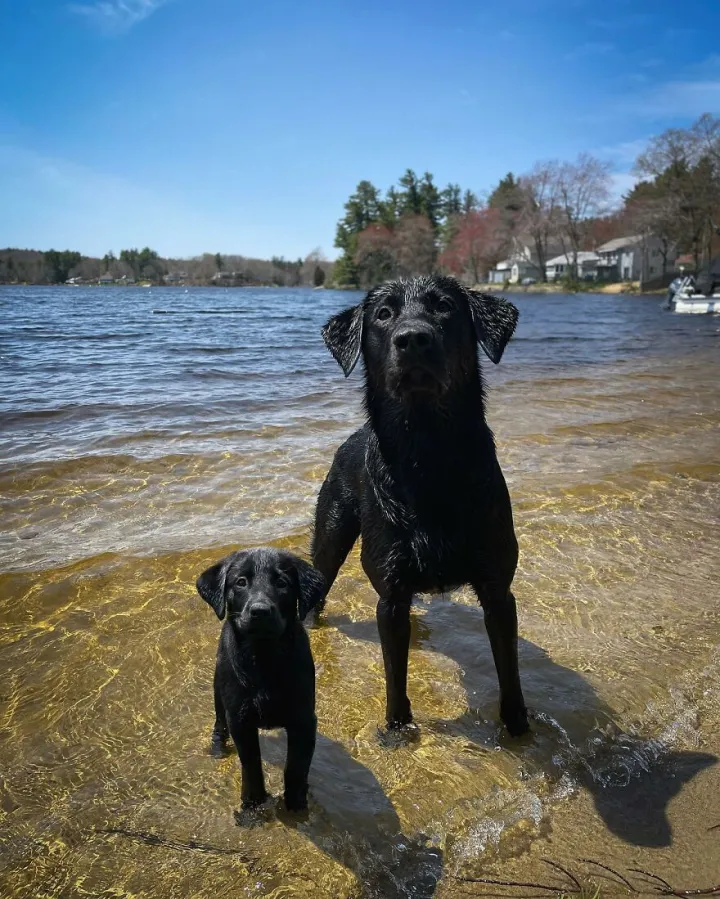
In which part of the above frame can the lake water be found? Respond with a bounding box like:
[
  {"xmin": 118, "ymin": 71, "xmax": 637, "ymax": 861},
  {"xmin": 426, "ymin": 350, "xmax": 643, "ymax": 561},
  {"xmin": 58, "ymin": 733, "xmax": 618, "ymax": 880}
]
[{"xmin": 0, "ymin": 285, "xmax": 719, "ymax": 897}]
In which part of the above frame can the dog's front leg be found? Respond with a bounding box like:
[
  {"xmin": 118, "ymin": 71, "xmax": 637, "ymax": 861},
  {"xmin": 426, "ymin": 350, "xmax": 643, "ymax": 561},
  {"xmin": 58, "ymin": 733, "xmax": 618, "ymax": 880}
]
[
  {"xmin": 376, "ymin": 593, "xmax": 413, "ymax": 728},
  {"xmin": 283, "ymin": 715, "xmax": 316, "ymax": 811},
  {"xmin": 228, "ymin": 719, "xmax": 268, "ymax": 809},
  {"xmin": 474, "ymin": 583, "xmax": 529, "ymax": 737},
  {"xmin": 211, "ymin": 668, "xmax": 229, "ymax": 752}
]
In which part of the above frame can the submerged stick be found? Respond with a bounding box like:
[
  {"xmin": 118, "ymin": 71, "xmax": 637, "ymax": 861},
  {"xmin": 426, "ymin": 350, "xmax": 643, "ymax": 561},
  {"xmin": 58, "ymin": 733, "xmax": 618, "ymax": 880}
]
[
  {"xmin": 579, "ymin": 858, "xmax": 638, "ymax": 892},
  {"xmin": 96, "ymin": 826, "xmax": 257, "ymax": 861},
  {"xmin": 542, "ymin": 859, "xmax": 582, "ymax": 891},
  {"xmin": 453, "ymin": 874, "xmax": 581, "ymax": 893}
]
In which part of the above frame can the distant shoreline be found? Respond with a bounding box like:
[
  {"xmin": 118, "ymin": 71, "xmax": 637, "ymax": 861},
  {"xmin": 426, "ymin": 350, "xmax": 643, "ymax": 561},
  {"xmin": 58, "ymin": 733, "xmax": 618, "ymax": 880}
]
[{"xmin": 1, "ymin": 280, "xmax": 669, "ymax": 295}]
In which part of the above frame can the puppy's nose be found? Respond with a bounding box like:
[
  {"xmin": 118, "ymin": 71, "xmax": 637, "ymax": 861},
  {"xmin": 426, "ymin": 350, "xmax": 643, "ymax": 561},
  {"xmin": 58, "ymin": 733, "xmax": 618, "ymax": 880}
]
[
  {"xmin": 249, "ymin": 604, "xmax": 273, "ymax": 619},
  {"xmin": 393, "ymin": 324, "xmax": 433, "ymax": 353}
]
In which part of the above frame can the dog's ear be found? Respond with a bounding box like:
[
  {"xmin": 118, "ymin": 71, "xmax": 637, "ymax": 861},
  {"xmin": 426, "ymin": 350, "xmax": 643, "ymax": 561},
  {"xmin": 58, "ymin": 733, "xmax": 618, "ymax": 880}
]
[
  {"xmin": 196, "ymin": 556, "xmax": 232, "ymax": 620},
  {"xmin": 321, "ymin": 304, "xmax": 364, "ymax": 377},
  {"xmin": 466, "ymin": 290, "xmax": 519, "ymax": 364},
  {"xmin": 291, "ymin": 557, "xmax": 327, "ymax": 621}
]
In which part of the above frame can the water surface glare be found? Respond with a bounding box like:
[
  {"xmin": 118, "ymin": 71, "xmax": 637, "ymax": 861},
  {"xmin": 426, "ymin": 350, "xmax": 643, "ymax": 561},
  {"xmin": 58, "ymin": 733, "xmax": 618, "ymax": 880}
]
[{"xmin": 1, "ymin": 286, "xmax": 719, "ymax": 897}]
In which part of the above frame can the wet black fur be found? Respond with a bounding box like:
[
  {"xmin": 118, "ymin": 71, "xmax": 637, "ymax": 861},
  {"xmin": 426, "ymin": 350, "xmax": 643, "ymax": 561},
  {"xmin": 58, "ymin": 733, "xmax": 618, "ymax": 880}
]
[
  {"xmin": 196, "ymin": 547, "xmax": 325, "ymax": 810},
  {"xmin": 312, "ymin": 275, "xmax": 529, "ymax": 736}
]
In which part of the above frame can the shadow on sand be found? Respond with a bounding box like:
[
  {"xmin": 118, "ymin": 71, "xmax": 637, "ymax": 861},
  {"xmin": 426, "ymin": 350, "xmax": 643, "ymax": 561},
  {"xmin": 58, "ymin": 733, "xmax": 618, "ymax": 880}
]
[
  {"xmin": 326, "ymin": 595, "xmax": 716, "ymax": 851},
  {"xmin": 257, "ymin": 730, "xmax": 444, "ymax": 898}
]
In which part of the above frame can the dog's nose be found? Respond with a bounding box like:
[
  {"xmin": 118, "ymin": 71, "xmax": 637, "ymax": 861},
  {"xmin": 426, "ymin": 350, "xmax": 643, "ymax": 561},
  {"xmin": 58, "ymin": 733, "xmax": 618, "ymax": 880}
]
[
  {"xmin": 249, "ymin": 604, "xmax": 273, "ymax": 619},
  {"xmin": 393, "ymin": 324, "xmax": 433, "ymax": 353}
]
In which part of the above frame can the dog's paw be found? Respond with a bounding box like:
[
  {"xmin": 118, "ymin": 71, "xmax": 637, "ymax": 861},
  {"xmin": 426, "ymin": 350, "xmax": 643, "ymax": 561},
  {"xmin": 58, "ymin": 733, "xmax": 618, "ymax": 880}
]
[
  {"xmin": 209, "ymin": 731, "xmax": 230, "ymax": 758},
  {"xmin": 283, "ymin": 790, "xmax": 309, "ymax": 813},
  {"xmin": 385, "ymin": 699, "xmax": 413, "ymax": 731},
  {"xmin": 501, "ymin": 704, "xmax": 530, "ymax": 738},
  {"xmin": 233, "ymin": 799, "xmax": 273, "ymax": 828},
  {"xmin": 377, "ymin": 721, "xmax": 420, "ymax": 748},
  {"xmin": 240, "ymin": 790, "xmax": 270, "ymax": 811}
]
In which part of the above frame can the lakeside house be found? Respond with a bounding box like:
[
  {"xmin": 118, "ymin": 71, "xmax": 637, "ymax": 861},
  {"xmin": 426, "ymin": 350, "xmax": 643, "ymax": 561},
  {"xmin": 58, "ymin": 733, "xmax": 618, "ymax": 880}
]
[
  {"xmin": 164, "ymin": 271, "xmax": 188, "ymax": 284},
  {"xmin": 595, "ymin": 235, "xmax": 676, "ymax": 282},
  {"xmin": 98, "ymin": 272, "xmax": 115, "ymax": 284},
  {"xmin": 487, "ymin": 255, "xmax": 538, "ymax": 285},
  {"xmin": 486, "ymin": 241, "xmax": 555, "ymax": 284},
  {"xmin": 546, "ymin": 251, "xmax": 600, "ymax": 281}
]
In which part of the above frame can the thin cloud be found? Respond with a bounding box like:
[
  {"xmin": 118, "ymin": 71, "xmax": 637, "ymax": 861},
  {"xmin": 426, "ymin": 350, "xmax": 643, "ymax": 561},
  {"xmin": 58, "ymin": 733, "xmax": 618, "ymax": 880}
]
[
  {"xmin": 581, "ymin": 56, "xmax": 720, "ymax": 125},
  {"xmin": 597, "ymin": 138, "xmax": 650, "ymax": 167},
  {"xmin": 564, "ymin": 41, "xmax": 615, "ymax": 61},
  {"xmin": 589, "ymin": 13, "xmax": 652, "ymax": 30},
  {"xmin": 69, "ymin": 0, "xmax": 171, "ymax": 34},
  {"xmin": 631, "ymin": 79, "xmax": 720, "ymax": 119}
]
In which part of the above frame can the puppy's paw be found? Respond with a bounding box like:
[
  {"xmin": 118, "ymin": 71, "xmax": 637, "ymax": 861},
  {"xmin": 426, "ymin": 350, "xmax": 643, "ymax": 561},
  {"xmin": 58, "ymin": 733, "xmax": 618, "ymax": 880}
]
[
  {"xmin": 209, "ymin": 730, "xmax": 230, "ymax": 758},
  {"xmin": 501, "ymin": 704, "xmax": 530, "ymax": 738}
]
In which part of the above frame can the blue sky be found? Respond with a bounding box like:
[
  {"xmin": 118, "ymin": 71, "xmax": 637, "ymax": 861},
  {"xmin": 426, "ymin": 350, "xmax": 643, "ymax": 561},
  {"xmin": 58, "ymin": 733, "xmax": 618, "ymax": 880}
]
[{"xmin": 1, "ymin": 0, "xmax": 719, "ymax": 259}]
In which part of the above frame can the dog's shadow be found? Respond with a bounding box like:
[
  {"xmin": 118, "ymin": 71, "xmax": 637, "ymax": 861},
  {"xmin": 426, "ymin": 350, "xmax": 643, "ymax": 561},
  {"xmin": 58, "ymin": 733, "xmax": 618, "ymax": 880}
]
[
  {"xmin": 257, "ymin": 730, "xmax": 443, "ymax": 898},
  {"xmin": 327, "ymin": 596, "xmax": 716, "ymax": 849}
]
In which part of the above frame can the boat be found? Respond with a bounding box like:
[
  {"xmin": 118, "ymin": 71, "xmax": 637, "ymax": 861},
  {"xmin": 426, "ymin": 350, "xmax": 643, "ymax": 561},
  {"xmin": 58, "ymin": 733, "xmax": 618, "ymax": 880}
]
[{"xmin": 665, "ymin": 275, "xmax": 720, "ymax": 314}]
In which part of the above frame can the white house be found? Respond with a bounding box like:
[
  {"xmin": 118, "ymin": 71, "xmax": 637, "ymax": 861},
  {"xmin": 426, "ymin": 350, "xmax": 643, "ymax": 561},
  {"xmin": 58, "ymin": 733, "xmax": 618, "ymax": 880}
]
[
  {"xmin": 487, "ymin": 257, "xmax": 540, "ymax": 284},
  {"xmin": 595, "ymin": 235, "xmax": 677, "ymax": 282},
  {"xmin": 545, "ymin": 251, "xmax": 600, "ymax": 281},
  {"xmin": 487, "ymin": 243, "xmax": 546, "ymax": 284}
]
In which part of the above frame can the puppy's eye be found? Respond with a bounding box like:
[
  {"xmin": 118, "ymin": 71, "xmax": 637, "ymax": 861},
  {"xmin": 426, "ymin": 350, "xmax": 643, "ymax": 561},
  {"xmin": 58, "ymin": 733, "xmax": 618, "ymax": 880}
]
[
  {"xmin": 436, "ymin": 298, "xmax": 453, "ymax": 313},
  {"xmin": 376, "ymin": 306, "xmax": 393, "ymax": 321},
  {"xmin": 235, "ymin": 577, "xmax": 248, "ymax": 588}
]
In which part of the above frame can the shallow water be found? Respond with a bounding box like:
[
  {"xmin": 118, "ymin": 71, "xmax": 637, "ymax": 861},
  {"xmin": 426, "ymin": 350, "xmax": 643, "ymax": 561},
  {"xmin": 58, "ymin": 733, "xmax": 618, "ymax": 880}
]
[{"xmin": 0, "ymin": 286, "xmax": 718, "ymax": 897}]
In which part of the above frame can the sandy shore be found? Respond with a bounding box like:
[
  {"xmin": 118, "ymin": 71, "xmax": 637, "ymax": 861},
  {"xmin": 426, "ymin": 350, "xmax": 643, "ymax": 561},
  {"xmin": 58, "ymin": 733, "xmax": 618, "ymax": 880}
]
[
  {"xmin": 441, "ymin": 664, "xmax": 720, "ymax": 898},
  {"xmin": 471, "ymin": 281, "xmax": 667, "ymax": 295}
]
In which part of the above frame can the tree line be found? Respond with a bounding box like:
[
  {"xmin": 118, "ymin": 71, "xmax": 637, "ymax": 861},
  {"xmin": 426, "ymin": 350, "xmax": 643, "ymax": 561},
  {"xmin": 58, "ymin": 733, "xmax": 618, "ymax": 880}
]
[
  {"xmin": 332, "ymin": 113, "xmax": 720, "ymax": 287},
  {"xmin": 3, "ymin": 115, "xmax": 717, "ymax": 291},
  {"xmin": 0, "ymin": 246, "xmax": 332, "ymax": 288}
]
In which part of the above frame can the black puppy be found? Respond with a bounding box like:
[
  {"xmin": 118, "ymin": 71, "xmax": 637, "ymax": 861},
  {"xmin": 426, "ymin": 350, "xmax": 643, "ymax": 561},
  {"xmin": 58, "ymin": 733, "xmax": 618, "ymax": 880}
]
[
  {"xmin": 312, "ymin": 275, "xmax": 529, "ymax": 737},
  {"xmin": 196, "ymin": 548, "xmax": 325, "ymax": 810}
]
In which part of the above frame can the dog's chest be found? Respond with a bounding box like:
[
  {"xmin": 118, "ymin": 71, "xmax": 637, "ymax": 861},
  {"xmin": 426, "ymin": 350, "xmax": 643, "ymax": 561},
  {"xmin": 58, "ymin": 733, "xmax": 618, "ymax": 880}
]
[
  {"xmin": 366, "ymin": 489, "xmax": 500, "ymax": 592},
  {"xmin": 251, "ymin": 684, "xmax": 288, "ymax": 728}
]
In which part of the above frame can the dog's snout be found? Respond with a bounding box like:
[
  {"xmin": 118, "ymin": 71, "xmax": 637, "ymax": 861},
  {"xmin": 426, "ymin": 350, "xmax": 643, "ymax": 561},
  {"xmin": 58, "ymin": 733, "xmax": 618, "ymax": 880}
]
[
  {"xmin": 393, "ymin": 324, "xmax": 433, "ymax": 353},
  {"xmin": 249, "ymin": 604, "xmax": 273, "ymax": 619}
]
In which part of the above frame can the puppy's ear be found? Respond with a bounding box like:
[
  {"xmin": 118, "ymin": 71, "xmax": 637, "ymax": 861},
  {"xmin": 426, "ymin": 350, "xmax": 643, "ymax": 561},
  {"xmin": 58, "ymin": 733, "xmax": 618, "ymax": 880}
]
[
  {"xmin": 291, "ymin": 557, "xmax": 327, "ymax": 621},
  {"xmin": 466, "ymin": 290, "xmax": 519, "ymax": 364},
  {"xmin": 196, "ymin": 557, "xmax": 231, "ymax": 620},
  {"xmin": 321, "ymin": 304, "xmax": 364, "ymax": 377}
]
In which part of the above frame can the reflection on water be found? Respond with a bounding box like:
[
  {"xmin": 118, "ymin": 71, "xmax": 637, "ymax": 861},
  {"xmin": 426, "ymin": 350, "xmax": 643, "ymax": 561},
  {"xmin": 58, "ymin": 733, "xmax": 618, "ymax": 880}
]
[{"xmin": 0, "ymin": 286, "xmax": 719, "ymax": 896}]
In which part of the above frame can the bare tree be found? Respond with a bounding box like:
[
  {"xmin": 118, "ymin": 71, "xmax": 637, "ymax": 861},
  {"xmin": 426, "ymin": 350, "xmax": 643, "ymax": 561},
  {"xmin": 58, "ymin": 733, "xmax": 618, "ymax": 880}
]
[
  {"xmin": 634, "ymin": 116, "xmax": 720, "ymax": 268},
  {"xmin": 518, "ymin": 161, "xmax": 562, "ymax": 281},
  {"xmin": 554, "ymin": 153, "xmax": 612, "ymax": 276},
  {"xmin": 624, "ymin": 193, "xmax": 681, "ymax": 276},
  {"xmin": 301, "ymin": 247, "xmax": 327, "ymax": 286}
]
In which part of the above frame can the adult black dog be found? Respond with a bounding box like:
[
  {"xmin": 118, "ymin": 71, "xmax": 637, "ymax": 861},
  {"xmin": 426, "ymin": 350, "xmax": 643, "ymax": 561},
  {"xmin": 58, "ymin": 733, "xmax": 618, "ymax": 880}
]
[
  {"xmin": 196, "ymin": 548, "xmax": 325, "ymax": 810},
  {"xmin": 312, "ymin": 275, "xmax": 528, "ymax": 737}
]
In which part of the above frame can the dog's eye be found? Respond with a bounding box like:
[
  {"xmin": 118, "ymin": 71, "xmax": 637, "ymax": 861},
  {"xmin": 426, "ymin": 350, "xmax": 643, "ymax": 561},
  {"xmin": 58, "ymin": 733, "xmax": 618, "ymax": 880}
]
[
  {"xmin": 235, "ymin": 577, "xmax": 248, "ymax": 588},
  {"xmin": 436, "ymin": 298, "xmax": 453, "ymax": 313},
  {"xmin": 376, "ymin": 306, "xmax": 393, "ymax": 321}
]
